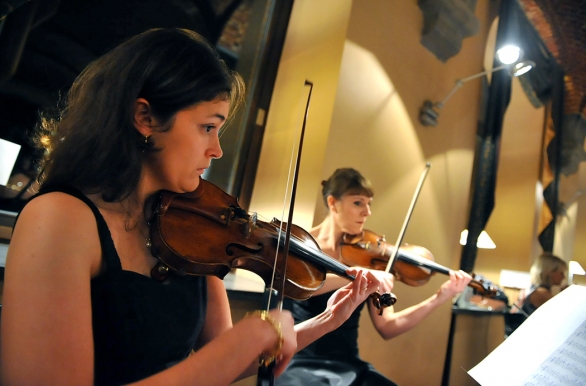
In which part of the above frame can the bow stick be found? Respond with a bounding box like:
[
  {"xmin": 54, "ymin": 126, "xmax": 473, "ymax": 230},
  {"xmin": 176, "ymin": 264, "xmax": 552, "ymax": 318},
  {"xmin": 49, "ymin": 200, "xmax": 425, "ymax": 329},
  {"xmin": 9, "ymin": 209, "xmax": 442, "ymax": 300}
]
[
  {"xmin": 257, "ymin": 80, "xmax": 314, "ymax": 386},
  {"xmin": 383, "ymin": 163, "xmax": 432, "ymax": 297}
]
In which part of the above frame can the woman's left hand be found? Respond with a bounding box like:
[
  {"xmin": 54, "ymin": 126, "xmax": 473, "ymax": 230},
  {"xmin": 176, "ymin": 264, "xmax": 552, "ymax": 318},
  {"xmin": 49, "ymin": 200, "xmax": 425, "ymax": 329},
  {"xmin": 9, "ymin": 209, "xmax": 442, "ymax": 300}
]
[
  {"xmin": 437, "ymin": 270, "xmax": 472, "ymax": 300},
  {"xmin": 325, "ymin": 268, "xmax": 380, "ymax": 328}
]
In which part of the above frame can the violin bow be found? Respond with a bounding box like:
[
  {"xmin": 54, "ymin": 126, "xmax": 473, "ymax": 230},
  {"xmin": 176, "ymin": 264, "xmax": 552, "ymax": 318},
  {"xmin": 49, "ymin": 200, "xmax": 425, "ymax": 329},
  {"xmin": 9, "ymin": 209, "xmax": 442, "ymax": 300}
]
[
  {"xmin": 257, "ymin": 80, "xmax": 314, "ymax": 386},
  {"xmin": 384, "ymin": 163, "xmax": 432, "ymax": 285}
]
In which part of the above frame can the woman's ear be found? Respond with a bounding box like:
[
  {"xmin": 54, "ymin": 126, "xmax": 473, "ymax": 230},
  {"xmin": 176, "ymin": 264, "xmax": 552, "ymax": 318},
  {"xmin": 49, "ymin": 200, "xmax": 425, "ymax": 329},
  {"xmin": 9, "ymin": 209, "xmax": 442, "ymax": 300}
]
[
  {"xmin": 327, "ymin": 195, "xmax": 338, "ymax": 213},
  {"xmin": 133, "ymin": 98, "xmax": 154, "ymax": 137}
]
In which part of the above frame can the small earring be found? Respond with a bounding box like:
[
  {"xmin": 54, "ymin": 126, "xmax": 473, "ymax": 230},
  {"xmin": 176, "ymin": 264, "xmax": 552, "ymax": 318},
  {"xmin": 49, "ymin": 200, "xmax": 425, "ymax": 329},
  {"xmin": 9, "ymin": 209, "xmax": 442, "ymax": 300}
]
[{"xmin": 142, "ymin": 135, "xmax": 150, "ymax": 153}]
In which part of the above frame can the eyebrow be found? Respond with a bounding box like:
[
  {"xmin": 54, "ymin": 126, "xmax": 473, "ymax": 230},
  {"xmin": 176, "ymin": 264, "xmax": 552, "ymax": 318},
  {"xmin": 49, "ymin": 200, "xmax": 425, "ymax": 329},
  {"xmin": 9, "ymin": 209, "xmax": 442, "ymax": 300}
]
[{"xmin": 211, "ymin": 113, "xmax": 226, "ymax": 121}]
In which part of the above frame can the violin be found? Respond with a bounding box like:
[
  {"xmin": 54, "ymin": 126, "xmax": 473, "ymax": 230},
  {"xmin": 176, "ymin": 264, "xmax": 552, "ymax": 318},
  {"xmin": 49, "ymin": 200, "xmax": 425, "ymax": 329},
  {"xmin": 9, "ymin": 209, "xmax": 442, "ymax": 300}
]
[
  {"xmin": 148, "ymin": 177, "xmax": 396, "ymax": 307},
  {"xmin": 339, "ymin": 229, "xmax": 498, "ymax": 297}
]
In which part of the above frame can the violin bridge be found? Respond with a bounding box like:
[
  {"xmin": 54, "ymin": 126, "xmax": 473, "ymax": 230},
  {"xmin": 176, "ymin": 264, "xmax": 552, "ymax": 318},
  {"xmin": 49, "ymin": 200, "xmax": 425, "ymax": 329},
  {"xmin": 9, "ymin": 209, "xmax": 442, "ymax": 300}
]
[
  {"xmin": 246, "ymin": 212, "xmax": 258, "ymax": 238},
  {"xmin": 220, "ymin": 207, "xmax": 234, "ymax": 225},
  {"xmin": 358, "ymin": 241, "xmax": 371, "ymax": 250}
]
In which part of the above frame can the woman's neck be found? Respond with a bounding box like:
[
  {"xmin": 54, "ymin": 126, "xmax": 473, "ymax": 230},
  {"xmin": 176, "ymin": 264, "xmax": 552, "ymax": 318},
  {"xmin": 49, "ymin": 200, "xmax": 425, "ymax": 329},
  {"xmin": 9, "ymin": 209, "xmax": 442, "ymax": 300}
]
[
  {"xmin": 90, "ymin": 177, "xmax": 158, "ymax": 230},
  {"xmin": 310, "ymin": 215, "xmax": 344, "ymax": 258}
]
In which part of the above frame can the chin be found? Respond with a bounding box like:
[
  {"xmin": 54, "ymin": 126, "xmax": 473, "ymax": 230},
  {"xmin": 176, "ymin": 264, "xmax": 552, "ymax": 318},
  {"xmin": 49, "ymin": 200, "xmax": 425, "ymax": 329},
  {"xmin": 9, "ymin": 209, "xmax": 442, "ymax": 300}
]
[
  {"xmin": 345, "ymin": 226, "xmax": 364, "ymax": 236},
  {"xmin": 186, "ymin": 179, "xmax": 201, "ymax": 193},
  {"xmin": 173, "ymin": 178, "xmax": 200, "ymax": 194}
]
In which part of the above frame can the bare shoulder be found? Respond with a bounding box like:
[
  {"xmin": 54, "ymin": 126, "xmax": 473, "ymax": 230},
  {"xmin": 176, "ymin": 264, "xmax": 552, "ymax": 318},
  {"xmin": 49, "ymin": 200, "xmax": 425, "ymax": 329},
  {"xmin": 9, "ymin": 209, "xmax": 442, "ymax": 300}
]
[
  {"xmin": 9, "ymin": 191, "xmax": 102, "ymax": 276},
  {"xmin": 528, "ymin": 287, "xmax": 553, "ymax": 308}
]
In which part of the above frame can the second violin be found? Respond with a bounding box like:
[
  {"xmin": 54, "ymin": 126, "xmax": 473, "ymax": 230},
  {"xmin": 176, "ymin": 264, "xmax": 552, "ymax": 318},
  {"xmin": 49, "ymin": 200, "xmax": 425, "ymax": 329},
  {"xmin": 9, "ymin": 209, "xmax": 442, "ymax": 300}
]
[{"xmin": 340, "ymin": 229, "xmax": 497, "ymax": 296}]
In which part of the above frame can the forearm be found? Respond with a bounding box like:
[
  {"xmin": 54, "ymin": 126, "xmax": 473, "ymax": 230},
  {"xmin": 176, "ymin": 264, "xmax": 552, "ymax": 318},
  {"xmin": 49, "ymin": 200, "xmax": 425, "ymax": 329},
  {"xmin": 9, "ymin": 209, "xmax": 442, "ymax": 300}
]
[
  {"xmin": 237, "ymin": 311, "xmax": 340, "ymax": 381},
  {"xmin": 293, "ymin": 309, "xmax": 338, "ymax": 351},
  {"xmin": 373, "ymin": 291, "xmax": 450, "ymax": 340},
  {"xmin": 239, "ymin": 306, "xmax": 345, "ymax": 379}
]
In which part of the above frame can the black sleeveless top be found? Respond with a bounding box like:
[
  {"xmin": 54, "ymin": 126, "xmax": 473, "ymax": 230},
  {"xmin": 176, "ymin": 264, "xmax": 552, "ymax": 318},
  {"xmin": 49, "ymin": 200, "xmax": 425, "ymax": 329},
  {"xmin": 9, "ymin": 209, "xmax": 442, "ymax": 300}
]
[
  {"xmin": 287, "ymin": 292, "xmax": 365, "ymax": 359},
  {"xmin": 27, "ymin": 187, "xmax": 208, "ymax": 385}
]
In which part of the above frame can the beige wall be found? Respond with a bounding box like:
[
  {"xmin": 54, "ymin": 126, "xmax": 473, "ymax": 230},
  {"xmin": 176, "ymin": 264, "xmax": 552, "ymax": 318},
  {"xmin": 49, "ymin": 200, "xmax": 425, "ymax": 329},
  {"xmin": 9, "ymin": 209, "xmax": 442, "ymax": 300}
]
[
  {"xmin": 324, "ymin": 1, "xmax": 496, "ymax": 384},
  {"xmin": 248, "ymin": 0, "xmax": 353, "ymax": 228},
  {"xmin": 244, "ymin": 0, "xmax": 574, "ymax": 385}
]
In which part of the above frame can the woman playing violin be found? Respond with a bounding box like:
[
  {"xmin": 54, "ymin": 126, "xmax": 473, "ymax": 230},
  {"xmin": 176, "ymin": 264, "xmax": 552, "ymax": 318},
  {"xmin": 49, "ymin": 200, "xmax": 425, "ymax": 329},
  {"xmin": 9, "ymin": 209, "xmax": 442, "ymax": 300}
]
[
  {"xmin": 0, "ymin": 29, "xmax": 381, "ymax": 386},
  {"xmin": 276, "ymin": 168, "xmax": 472, "ymax": 386}
]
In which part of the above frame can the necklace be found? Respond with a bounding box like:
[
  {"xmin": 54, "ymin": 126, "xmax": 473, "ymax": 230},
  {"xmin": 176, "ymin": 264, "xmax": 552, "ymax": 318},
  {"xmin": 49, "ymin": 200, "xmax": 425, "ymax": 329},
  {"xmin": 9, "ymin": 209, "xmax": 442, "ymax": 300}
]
[
  {"xmin": 120, "ymin": 201, "xmax": 152, "ymax": 249},
  {"xmin": 121, "ymin": 199, "xmax": 141, "ymax": 232}
]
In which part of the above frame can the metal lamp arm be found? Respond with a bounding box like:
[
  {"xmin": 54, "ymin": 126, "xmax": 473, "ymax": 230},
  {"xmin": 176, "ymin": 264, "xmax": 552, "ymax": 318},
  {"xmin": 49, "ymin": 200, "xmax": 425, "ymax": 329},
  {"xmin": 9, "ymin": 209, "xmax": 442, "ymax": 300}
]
[{"xmin": 435, "ymin": 64, "xmax": 509, "ymax": 109}]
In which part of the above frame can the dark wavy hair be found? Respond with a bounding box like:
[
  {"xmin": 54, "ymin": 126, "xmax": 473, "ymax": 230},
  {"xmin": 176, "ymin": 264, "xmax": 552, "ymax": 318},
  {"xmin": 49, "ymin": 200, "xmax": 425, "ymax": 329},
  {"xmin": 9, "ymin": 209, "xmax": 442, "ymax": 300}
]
[
  {"xmin": 320, "ymin": 168, "xmax": 374, "ymax": 207},
  {"xmin": 36, "ymin": 28, "xmax": 245, "ymax": 201}
]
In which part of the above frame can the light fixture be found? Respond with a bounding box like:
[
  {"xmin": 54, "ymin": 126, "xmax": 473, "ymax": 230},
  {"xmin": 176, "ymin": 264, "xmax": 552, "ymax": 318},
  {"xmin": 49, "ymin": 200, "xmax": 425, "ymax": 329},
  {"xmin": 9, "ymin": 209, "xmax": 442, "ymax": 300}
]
[
  {"xmin": 568, "ymin": 261, "xmax": 586, "ymax": 285},
  {"xmin": 496, "ymin": 45, "xmax": 522, "ymax": 65},
  {"xmin": 418, "ymin": 48, "xmax": 535, "ymax": 127},
  {"xmin": 0, "ymin": 138, "xmax": 21, "ymax": 186},
  {"xmin": 459, "ymin": 229, "xmax": 496, "ymax": 249}
]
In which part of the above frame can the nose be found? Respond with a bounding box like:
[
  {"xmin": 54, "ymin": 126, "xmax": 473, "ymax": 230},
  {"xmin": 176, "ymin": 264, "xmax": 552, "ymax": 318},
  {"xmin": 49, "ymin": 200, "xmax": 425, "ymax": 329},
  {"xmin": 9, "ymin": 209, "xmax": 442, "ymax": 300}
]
[
  {"xmin": 208, "ymin": 134, "xmax": 223, "ymax": 159},
  {"xmin": 364, "ymin": 205, "xmax": 372, "ymax": 217}
]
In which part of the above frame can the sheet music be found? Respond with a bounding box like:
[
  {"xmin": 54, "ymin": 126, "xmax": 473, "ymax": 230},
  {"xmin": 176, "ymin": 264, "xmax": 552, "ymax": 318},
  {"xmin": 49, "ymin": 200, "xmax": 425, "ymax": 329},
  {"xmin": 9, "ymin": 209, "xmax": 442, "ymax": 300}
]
[
  {"xmin": 468, "ymin": 285, "xmax": 586, "ymax": 386},
  {"xmin": 521, "ymin": 318, "xmax": 586, "ymax": 385}
]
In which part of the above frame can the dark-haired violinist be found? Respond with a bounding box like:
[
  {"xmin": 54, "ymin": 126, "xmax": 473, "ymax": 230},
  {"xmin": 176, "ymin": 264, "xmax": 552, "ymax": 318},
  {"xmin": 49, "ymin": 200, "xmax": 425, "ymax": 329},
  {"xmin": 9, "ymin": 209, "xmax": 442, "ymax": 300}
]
[
  {"xmin": 0, "ymin": 29, "xmax": 381, "ymax": 386},
  {"xmin": 276, "ymin": 168, "xmax": 471, "ymax": 386}
]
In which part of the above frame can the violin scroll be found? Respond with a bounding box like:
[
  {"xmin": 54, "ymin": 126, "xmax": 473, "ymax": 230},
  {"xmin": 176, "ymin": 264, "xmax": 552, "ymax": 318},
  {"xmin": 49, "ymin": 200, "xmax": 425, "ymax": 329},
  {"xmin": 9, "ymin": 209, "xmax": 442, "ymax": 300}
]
[{"xmin": 468, "ymin": 273, "xmax": 499, "ymax": 298}]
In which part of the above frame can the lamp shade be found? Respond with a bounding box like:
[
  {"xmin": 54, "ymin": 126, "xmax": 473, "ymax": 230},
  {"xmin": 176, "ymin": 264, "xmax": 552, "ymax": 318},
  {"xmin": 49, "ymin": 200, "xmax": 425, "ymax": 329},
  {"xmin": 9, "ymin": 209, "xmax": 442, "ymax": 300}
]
[
  {"xmin": 511, "ymin": 60, "xmax": 534, "ymax": 76},
  {"xmin": 460, "ymin": 229, "xmax": 496, "ymax": 249}
]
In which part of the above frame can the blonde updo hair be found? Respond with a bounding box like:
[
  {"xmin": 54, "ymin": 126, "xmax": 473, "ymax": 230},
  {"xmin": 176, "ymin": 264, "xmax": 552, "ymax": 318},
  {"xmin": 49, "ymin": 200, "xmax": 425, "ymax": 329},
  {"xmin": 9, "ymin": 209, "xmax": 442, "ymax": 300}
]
[{"xmin": 529, "ymin": 252, "xmax": 567, "ymax": 287}]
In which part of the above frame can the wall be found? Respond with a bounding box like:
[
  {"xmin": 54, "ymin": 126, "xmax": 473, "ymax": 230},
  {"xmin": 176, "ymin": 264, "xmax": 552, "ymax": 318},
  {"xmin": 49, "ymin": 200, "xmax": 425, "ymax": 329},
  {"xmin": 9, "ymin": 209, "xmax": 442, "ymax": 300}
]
[
  {"xmin": 323, "ymin": 1, "xmax": 496, "ymax": 384},
  {"xmin": 248, "ymin": 0, "xmax": 353, "ymax": 228}
]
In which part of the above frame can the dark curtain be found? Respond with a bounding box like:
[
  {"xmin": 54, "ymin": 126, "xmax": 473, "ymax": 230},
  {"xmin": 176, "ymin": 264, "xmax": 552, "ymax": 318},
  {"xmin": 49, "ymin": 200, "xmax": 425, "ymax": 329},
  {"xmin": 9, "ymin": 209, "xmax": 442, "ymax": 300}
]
[
  {"xmin": 461, "ymin": 0, "xmax": 563, "ymax": 271},
  {"xmin": 460, "ymin": 0, "xmax": 516, "ymax": 272}
]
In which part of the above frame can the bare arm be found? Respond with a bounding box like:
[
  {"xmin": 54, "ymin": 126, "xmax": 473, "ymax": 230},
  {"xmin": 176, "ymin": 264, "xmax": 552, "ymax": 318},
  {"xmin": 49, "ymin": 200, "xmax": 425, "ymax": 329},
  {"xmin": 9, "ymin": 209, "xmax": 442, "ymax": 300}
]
[
  {"xmin": 1, "ymin": 194, "xmax": 101, "ymax": 385},
  {"xmin": 295, "ymin": 268, "xmax": 380, "ymax": 350},
  {"xmin": 369, "ymin": 270, "xmax": 471, "ymax": 340}
]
